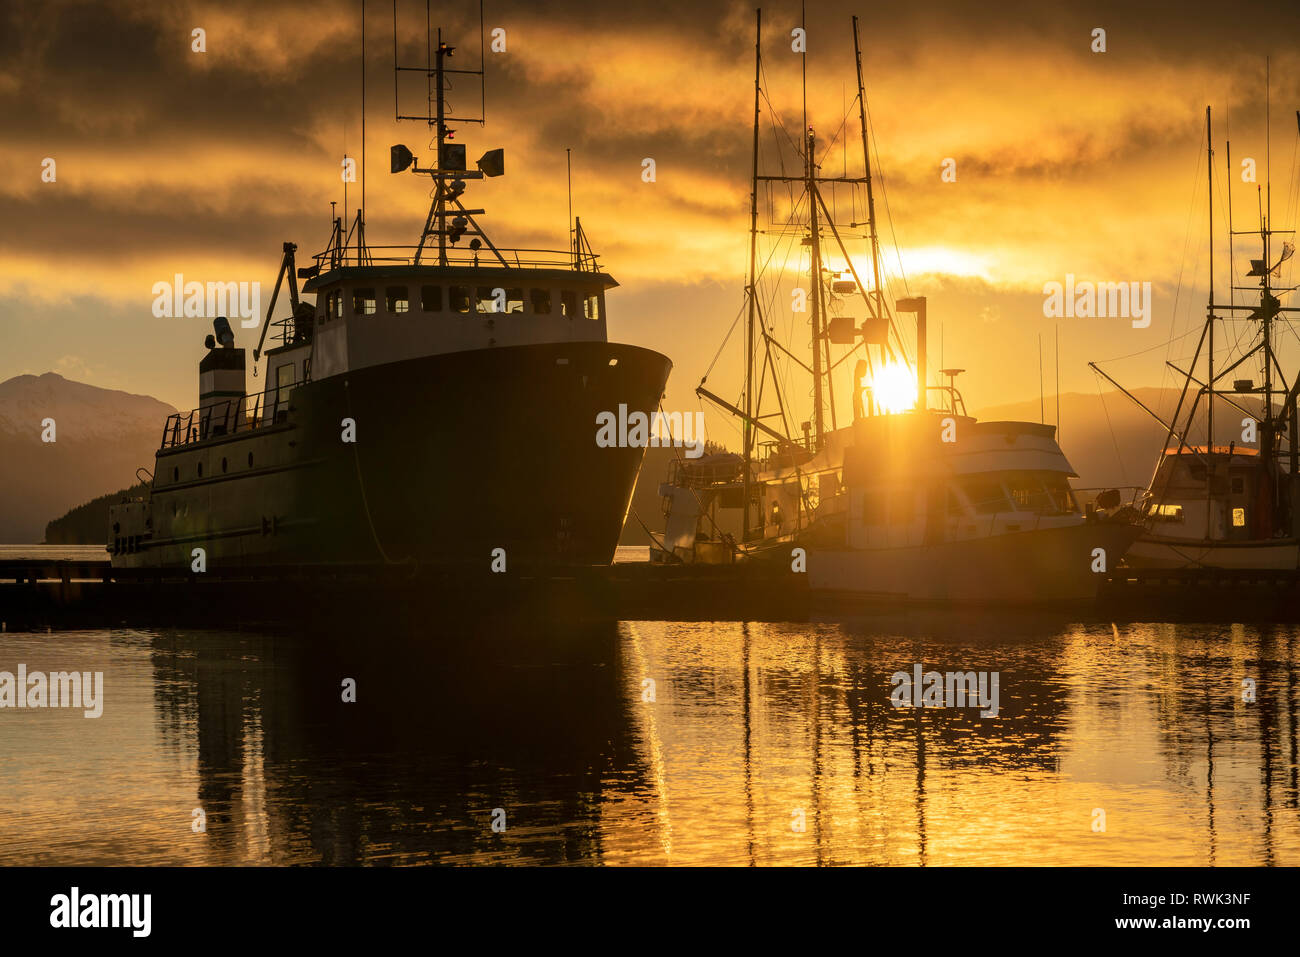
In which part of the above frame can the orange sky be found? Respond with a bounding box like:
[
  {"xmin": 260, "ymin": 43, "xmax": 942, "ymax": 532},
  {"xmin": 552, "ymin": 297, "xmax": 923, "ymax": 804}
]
[{"xmin": 3, "ymin": 0, "xmax": 1300, "ymax": 438}]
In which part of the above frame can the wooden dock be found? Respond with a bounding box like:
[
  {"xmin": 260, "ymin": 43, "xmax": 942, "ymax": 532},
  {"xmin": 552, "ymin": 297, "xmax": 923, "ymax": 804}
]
[{"xmin": 3, "ymin": 557, "xmax": 1299, "ymax": 629}]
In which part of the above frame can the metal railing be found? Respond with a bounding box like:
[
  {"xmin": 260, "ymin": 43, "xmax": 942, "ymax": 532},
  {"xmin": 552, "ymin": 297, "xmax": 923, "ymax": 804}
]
[
  {"xmin": 311, "ymin": 244, "xmax": 603, "ymax": 273},
  {"xmin": 160, "ymin": 376, "xmax": 307, "ymax": 450}
]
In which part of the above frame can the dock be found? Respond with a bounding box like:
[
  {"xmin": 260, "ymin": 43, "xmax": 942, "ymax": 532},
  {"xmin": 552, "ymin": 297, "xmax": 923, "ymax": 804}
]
[{"xmin": 3, "ymin": 557, "xmax": 1300, "ymax": 629}]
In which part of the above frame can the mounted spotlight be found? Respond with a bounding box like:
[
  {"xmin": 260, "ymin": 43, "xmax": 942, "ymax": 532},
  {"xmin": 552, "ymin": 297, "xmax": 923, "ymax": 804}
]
[
  {"xmin": 390, "ymin": 144, "xmax": 415, "ymax": 174},
  {"xmin": 439, "ymin": 143, "xmax": 467, "ymax": 171},
  {"xmin": 477, "ymin": 148, "xmax": 505, "ymax": 177}
]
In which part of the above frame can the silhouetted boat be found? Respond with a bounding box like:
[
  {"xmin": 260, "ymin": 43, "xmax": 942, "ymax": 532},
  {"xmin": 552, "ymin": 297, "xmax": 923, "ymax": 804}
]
[
  {"xmin": 109, "ymin": 18, "xmax": 670, "ymax": 571},
  {"xmin": 1093, "ymin": 104, "xmax": 1300, "ymax": 570},
  {"xmin": 653, "ymin": 11, "xmax": 1140, "ymax": 603}
]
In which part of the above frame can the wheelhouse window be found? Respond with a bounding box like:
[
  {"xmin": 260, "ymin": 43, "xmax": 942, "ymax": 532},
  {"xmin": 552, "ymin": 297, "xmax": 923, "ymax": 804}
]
[
  {"xmin": 584, "ymin": 293, "xmax": 602, "ymax": 320},
  {"xmin": 327, "ymin": 290, "xmax": 342, "ymax": 319},
  {"xmin": 862, "ymin": 490, "xmax": 885, "ymax": 525},
  {"xmin": 275, "ymin": 363, "xmax": 295, "ymax": 411},
  {"xmin": 476, "ymin": 287, "xmax": 497, "ymax": 314},
  {"xmin": 449, "ymin": 286, "xmax": 470, "ymax": 313},
  {"xmin": 421, "ymin": 285, "xmax": 443, "ymax": 312},
  {"xmin": 505, "ymin": 288, "xmax": 525, "ymax": 314},
  {"xmin": 531, "ymin": 288, "xmax": 552, "ymax": 315},
  {"xmin": 352, "ymin": 288, "xmax": 376, "ymax": 316},
  {"xmin": 386, "ymin": 286, "xmax": 409, "ymax": 313},
  {"xmin": 959, "ymin": 476, "xmax": 1012, "ymax": 514},
  {"xmin": 560, "ymin": 290, "xmax": 578, "ymax": 318},
  {"xmin": 1000, "ymin": 471, "xmax": 1077, "ymax": 515},
  {"xmin": 1152, "ymin": 503, "xmax": 1184, "ymax": 522}
]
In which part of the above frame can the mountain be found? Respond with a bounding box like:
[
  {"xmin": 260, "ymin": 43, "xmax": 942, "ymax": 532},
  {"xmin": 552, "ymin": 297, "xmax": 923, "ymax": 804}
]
[{"xmin": 0, "ymin": 373, "xmax": 175, "ymax": 543}]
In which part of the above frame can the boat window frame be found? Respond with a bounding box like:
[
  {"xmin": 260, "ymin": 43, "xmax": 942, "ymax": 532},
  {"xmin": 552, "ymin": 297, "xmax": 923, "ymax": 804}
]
[
  {"xmin": 385, "ymin": 285, "xmax": 409, "ymax": 314},
  {"xmin": 352, "ymin": 287, "xmax": 377, "ymax": 317}
]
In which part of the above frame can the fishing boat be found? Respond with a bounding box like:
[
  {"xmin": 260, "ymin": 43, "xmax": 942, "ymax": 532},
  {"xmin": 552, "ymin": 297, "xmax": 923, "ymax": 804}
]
[
  {"xmin": 1091, "ymin": 103, "xmax": 1300, "ymax": 570},
  {"xmin": 109, "ymin": 16, "xmax": 671, "ymax": 571},
  {"xmin": 652, "ymin": 10, "xmax": 1141, "ymax": 603}
]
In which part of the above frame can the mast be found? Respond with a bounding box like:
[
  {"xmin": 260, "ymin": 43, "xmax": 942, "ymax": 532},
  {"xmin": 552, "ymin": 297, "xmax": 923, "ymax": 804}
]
[
  {"xmin": 807, "ymin": 127, "xmax": 826, "ymax": 449},
  {"xmin": 743, "ymin": 9, "xmax": 762, "ymax": 543},
  {"xmin": 435, "ymin": 28, "xmax": 448, "ymax": 266},
  {"xmin": 1206, "ymin": 106, "xmax": 1215, "ymax": 541},
  {"xmin": 852, "ymin": 17, "xmax": 885, "ymax": 331}
]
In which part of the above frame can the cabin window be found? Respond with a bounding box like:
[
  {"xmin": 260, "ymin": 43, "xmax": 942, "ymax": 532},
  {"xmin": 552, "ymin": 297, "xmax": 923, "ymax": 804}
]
[
  {"xmin": 1152, "ymin": 504, "xmax": 1184, "ymax": 522},
  {"xmin": 531, "ymin": 288, "xmax": 552, "ymax": 315},
  {"xmin": 421, "ymin": 285, "xmax": 443, "ymax": 312},
  {"xmin": 1004, "ymin": 472, "xmax": 1052, "ymax": 512},
  {"xmin": 505, "ymin": 288, "xmax": 525, "ymax": 314},
  {"xmin": 959, "ymin": 477, "xmax": 1011, "ymax": 514},
  {"xmin": 947, "ymin": 487, "xmax": 966, "ymax": 517},
  {"xmin": 352, "ymin": 288, "xmax": 376, "ymax": 316},
  {"xmin": 449, "ymin": 286, "xmax": 470, "ymax": 313},
  {"xmin": 475, "ymin": 287, "xmax": 497, "ymax": 314},
  {"xmin": 1231, "ymin": 476, "xmax": 1244, "ymax": 494},
  {"xmin": 386, "ymin": 286, "xmax": 409, "ymax": 313},
  {"xmin": 275, "ymin": 363, "xmax": 294, "ymax": 410},
  {"xmin": 584, "ymin": 293, "xmax": 602, "ymax": 320},
  {"xmin": 303, "ymin": 358, "xmax": 311, "ymax": 382},
  {"xmin": 560, "ymin": 290, "xmax": 578, "ymax": 318},
  {"xmin": 1233, "ymin": 507, "xmax": 1246, "ymax": 527},
  {"xmin": 887, "ymin": 488, "xmax": 912, "ymax": 525},
  {"xmin": 327, "ymin": 290, "xmax": 342, "ymax": 319}
]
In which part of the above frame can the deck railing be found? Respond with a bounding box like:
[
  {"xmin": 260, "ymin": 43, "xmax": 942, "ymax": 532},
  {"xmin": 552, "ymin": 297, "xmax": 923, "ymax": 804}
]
[
  {"xmin": 160, "ymin": 375, "xmax": 307, "ymax": 450},
  {"xmin": 311, "ymin": 245, "xmax": 603, "ymax": 273}
]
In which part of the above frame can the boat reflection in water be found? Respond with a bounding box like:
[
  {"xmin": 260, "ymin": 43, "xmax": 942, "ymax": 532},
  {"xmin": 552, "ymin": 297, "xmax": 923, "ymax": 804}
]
[{"xmin": 1, "ymin": 615, "xmax": 1297, "ymax": 865}]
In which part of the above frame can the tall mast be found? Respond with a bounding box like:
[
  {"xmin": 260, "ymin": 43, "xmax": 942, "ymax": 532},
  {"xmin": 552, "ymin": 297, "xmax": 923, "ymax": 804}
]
[
  {"xmin": 1206, "ymin": 106, "xmax": 1214, "ymax": 482},
  {"xmin": 435, "ymin": 28, "xmax": 448, "ymax": 266},
  {"xmin": 743, "ymin": 9, "xmax": 762, "ymax": 543},
  {"xmin": 808, "ymin": 127, "xmax": 826, "ymax": 449},
  {"xmin": 852, "ymin": 17, "xmax": 885, "ymax": 331},
  {"xmin": 1262, "ymin": 59, "xmax": 1273, "ymax": 470}
]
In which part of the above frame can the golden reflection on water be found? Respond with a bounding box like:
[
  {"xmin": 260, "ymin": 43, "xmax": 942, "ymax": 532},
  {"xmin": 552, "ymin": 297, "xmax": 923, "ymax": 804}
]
[{"xmin": 0, "ymin": 618, "xmax": 1297, "ymax": 866}]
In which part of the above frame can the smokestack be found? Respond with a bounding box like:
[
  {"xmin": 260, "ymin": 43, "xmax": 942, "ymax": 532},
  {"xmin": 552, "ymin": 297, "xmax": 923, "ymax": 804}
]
[{"xmin": 896, "ymin": 297, "xmax": 928, "ymax": 411}]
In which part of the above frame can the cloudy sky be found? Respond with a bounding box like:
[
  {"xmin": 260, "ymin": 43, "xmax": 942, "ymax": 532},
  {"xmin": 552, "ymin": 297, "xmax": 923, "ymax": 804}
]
[{"xmin": 3, "ymin": 0, "xmax": 1300, "ymax": 440}]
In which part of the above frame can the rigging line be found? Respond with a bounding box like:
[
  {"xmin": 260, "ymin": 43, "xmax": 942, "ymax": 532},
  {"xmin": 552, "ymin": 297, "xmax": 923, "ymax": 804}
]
[
  {"xmin": 1283, "ymin": 119, "xmax": 1300, "ymax": 289},
  {"xmin": 700, "ymin": 296, "xmax": 748, "ymax": 383},
  {"xmin": 862, "ymin": 93, "xmax": 908, "ymax": 297},
  {"xmin": 1163, "ymin": 126, "xmax": 1206, "ymax": 387},
  {"xmin": 1094, "ymin": 371, "xmax": 1128, "ymax": 484}
]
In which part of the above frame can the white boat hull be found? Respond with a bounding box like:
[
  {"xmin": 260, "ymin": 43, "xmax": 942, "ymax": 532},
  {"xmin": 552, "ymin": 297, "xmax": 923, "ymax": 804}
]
[
  {"xmin": 1124, "ymin": 535, "xmax": 1300, "ymax": 570},
  {"xmin": 808, "ymin": 522, "xmax": 1142, "ymax": 604}
]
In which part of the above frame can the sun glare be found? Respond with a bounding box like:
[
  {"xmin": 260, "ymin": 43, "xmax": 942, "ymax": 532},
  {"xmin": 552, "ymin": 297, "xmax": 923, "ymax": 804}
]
[{"xmin": 869, "ymin": 361, "xmax": 917, "ymax": 415}]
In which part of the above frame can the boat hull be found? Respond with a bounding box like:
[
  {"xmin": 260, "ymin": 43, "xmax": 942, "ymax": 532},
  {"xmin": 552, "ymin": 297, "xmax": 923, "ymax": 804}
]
[
  {"xmin": 110, "ymin": 341, "xmax": 672, "ymax": 569},
  {"xmin": 807, "ymin": 522, "xmax": 1143, "ymax": 604},
  {"xmin": 1123, "ymin": 535, "xmax": 1300, "ymax": 570}
]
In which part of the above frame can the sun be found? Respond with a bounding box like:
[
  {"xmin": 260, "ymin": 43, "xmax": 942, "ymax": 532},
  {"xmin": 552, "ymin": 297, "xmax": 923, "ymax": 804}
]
[{"xmin": 868, "ymin": 361, "xmax": 917, "ymax": 415}]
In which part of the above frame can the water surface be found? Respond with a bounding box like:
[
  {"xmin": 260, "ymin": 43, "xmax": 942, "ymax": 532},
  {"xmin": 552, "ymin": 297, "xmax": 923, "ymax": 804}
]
[{"xmin": 0, "ymin": 617, "xmax": 1296, "ymax": 865}]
